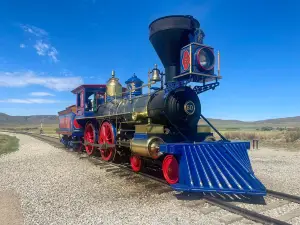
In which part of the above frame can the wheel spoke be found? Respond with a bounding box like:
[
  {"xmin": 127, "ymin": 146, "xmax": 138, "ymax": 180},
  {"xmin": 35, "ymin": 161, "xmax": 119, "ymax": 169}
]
[
  {"xmin": 84, "ymin": 124, "xmax": 96, "ymax": 155},
  {"xmin": 98, "ymin": 122, "xmax": 115, "ymax": 161}
]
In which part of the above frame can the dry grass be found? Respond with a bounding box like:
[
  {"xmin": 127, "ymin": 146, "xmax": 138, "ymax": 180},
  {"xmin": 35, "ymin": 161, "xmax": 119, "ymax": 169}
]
[
  {"xmin": 220, "ymin": 129, "xmax": 300, "ymax": 150},
  {"xmin": 222, "ymin": 130, "xmax": 300, "ymax": 142},
  {"xmin": 222, "ymin": 131, "xmax": 283, "ymax": 141},
  {"xmin": 0, "ymin": 124, "xmax": 59, "ymax": 138},
  {"xmin": 285, "ymin": 129, "xmax": 300, "ymax": 142}
]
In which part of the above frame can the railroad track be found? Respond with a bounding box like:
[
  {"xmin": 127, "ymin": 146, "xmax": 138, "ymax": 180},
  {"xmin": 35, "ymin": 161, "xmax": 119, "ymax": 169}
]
[{"xmin": 5, "ymin": 130, "xmax": 300, "ymax": 225}]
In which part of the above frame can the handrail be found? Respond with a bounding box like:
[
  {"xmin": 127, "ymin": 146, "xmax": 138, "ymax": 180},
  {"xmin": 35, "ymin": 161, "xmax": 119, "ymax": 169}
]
[{"xmin": 104, "ymin": 73, "xmax": 159, "ymax": 104}]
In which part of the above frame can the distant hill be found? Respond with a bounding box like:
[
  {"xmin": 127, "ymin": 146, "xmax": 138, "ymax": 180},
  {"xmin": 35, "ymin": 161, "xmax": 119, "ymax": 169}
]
[
  {"xmin": 0, "ymin": 112, "xmax": 300, "ymax": 128},
  {"xmin": 199, "ymin": 116, "xmax": 300, "ymax": 129},
  {"xmin": 0, "ymin": 113, "xmax": 58, "ymax": 126}
]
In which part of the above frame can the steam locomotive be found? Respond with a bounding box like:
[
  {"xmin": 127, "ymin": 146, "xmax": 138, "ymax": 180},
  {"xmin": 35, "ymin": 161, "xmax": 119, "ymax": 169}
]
[{"xmin": 57, "ymin": 15, "xmax": 266, "ymax": 195}]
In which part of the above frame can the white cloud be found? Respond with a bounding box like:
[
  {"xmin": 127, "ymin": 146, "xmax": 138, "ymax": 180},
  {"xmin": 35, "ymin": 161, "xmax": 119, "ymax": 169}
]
[
  {"xmin": 47, "ymin": 46, "xmax": 58, "ymax": 63},
  {"xmin": 20, "ymin": 43, "xmax": 26, "ymax": 48},
  {"xmin": 33, "ymin": 40, "xmax": 58, "ymax": 63},
  {"xmin": 20, "ymin": 24, "xmax": 48, "ymax": 37},
  {"xmin": 34, "ymin": 40, "xmax": 49, "ymax": 56},
  {"xmin": 0, "ymin": 71, "xmax": 83, "ymax": 91},
  {"xmin": 30, "ymin": 92, "xmax": 55, "ymax": 97},
  {"xmin": 0, "ymin": 98, "xmax": 60, "ymax": 104},
  {"xmin": 20, "ymin": 24, "xmax": 59, "ymax": 63}
]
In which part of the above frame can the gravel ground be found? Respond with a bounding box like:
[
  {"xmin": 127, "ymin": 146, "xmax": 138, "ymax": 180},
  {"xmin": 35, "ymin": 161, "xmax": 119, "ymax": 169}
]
[
  {"xmin": 233, "ymin": 147, "xmax": 300, "ymax": 224},
  {"xmin": 249, "ymin": 147, "xmax": 300, "ymax": 196},
  {"xmin": 0, "ymin": 132, "xmax": 232, "ymax": 225},
  {"xmin": 0, "ymin": 132, "xmax": 300, "ymax": 225}
]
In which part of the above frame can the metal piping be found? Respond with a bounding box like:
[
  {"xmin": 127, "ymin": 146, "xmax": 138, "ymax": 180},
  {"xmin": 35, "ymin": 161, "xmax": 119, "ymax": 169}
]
[{"xmin": 200, "ymin": 113, "xmax": 228, "ymax": 141}]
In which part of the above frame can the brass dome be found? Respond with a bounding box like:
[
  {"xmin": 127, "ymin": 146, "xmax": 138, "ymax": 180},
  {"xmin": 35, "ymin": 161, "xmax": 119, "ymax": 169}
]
[{"xmin": 106, "ymin": 70, "xmax": 123, "ymax": 98}]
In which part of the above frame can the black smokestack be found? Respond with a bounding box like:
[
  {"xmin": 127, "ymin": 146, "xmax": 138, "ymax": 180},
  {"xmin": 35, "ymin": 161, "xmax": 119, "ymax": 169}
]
[{"xmin": 149, "ymin": 15, "xmax": 200, "ymax": 83}]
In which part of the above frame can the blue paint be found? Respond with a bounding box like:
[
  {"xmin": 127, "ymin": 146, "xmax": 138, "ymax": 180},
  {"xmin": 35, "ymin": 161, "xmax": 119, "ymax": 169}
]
[
  {"xmin": 160, "ymin": 141, "xmax": 266, "ymax": 196},
  {"xmin": 133, "ymin": 133, "xmax": 147, "ymax": 140},
  {"xmin": 125, "ymin": 74, "xmax": 144, "ymax": 96},
  {"xmin": 164, "ymin": 79, "xmax": 192, "ymax": 98},
  {"xmin": 111, "ymin": 123, "xmax": 117, "ymax": 144}
]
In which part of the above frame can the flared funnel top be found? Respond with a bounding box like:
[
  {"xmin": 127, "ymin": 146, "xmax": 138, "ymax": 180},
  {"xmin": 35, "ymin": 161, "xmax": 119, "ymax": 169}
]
[{"xmin": 149, "ymin": 15, "xmax": 200, "ymax": 82}]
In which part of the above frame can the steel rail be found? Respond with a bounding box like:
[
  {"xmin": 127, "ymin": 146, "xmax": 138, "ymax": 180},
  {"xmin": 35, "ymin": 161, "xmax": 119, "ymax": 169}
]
[
  {"xmin": 6, "ymin": 131, "xmax": 299, "ymax": 225},
  {"xmin": 267, "ymin": 189, "xmax": 300, "ymax": 204},
  {"xmin": 204, "ymin": 196, "xmax": 290, "ymax": 225}
]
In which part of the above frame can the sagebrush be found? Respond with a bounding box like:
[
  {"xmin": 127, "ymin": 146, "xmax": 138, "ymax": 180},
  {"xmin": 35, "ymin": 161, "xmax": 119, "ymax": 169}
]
[{"xmin": 222, "ymin": 129, "xmax": 300, "ymax": 143}]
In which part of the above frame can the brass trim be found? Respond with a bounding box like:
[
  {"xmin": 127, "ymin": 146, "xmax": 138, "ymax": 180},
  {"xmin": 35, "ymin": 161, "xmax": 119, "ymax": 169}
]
[
  {"xmin": 106, "ymin": 70, "xmax": 122, "ymax": 97},
  {"xmin": 184, "ymin": 101, "xmax": 195, "ymax": 115},
  {"xmin": 132, "ymin": 111, "xmax": 148, "ymax": 121},
  {"xmin": 130, "ymin": 136, "xmax": 164, "ymax": 159},
  {"xmin": 135, "ymin": 124, "xmax": 164, "ymax": 134},
  {"xmin": 76, "ymin": 112, "xmax": 132, "ymax": 120}
]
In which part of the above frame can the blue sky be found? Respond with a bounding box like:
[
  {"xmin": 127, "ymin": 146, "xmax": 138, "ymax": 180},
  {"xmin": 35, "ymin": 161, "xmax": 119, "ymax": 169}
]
[{"xmin": 0, "ymin": 0, "xmax": 299, "ymax": 121}]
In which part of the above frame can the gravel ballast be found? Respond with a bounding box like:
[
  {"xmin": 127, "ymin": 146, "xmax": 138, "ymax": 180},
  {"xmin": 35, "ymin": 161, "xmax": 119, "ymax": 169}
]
[
  {"xmin": 0, "ymin": 132, "xmax": 300, "ymax": 225},
  {"xmin": 249, "ymin": 147, "xmax": 300, "ymax": 196},
  {"xmin": 0, "ymin": 133, "xmax": 225, "ymax": 225}
]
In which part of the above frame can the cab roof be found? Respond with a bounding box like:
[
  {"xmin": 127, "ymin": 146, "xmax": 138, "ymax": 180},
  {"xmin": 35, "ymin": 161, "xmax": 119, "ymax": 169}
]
[{"xmin": 71, "ymin": 84, "xmax": 107, "ymax": 94}]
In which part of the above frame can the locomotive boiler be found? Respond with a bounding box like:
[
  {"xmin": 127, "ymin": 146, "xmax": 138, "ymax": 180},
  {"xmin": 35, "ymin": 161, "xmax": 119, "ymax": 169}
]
[{"xmin": 57, "ymin": 15, "xmax": 267, "ymax": 196}]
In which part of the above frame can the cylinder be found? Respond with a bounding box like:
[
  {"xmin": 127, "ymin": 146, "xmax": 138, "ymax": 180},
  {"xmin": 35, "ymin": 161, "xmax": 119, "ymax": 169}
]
[{"xmin": 130, "ymin": 136, "xmax": 164, "ymax": 159}]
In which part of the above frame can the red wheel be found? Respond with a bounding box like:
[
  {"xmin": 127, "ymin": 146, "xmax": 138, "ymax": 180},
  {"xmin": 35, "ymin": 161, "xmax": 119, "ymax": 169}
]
[
  {"xmin": 130, "ymin": 155, "xmax": 142, "ymax": 172},
  {"xmin": 162, "ymin": 155, "xmax": 179, "ymax": 184},
  {"xmin": 99, "ymin": 121, "xmax": 115, "ymax": 161},
  {"xmin": 84, "ymin": 123, "xmax": 97, "ymax": 155}
]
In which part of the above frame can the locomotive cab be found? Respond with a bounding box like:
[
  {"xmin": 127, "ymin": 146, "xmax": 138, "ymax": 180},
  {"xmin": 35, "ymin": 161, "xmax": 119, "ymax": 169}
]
[{"xmin": 71, "ymin": 84, "xmax": 107, "ymax": 117}]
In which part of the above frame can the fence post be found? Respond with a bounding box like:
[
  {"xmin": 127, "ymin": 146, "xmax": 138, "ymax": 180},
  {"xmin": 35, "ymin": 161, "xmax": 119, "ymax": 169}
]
[{"xmin": 252, "ymin": 139, "xmax": 259, "ymax": 150}]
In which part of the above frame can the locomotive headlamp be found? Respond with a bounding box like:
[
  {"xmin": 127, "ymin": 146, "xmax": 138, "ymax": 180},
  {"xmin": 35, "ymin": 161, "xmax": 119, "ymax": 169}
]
[{"xmin": 196, "ymin": 47, "xmax": 215, "ymax": 71}]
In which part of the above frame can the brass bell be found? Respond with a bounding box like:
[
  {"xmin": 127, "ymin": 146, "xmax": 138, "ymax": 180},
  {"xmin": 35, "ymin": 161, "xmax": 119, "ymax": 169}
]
[{"xmin": 151, "ymin": 64, "xmax": 161, "ymax": 82}]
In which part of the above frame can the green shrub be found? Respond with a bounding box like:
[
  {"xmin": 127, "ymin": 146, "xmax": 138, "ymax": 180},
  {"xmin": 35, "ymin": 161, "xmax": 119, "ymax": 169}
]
[
  {"xmin": 260, "ymin": 126, "xmax": 273, "ymax": 131},
  {"xmin": 0, "ymin": 134, "xmax": 19, "ymax": 156}
]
